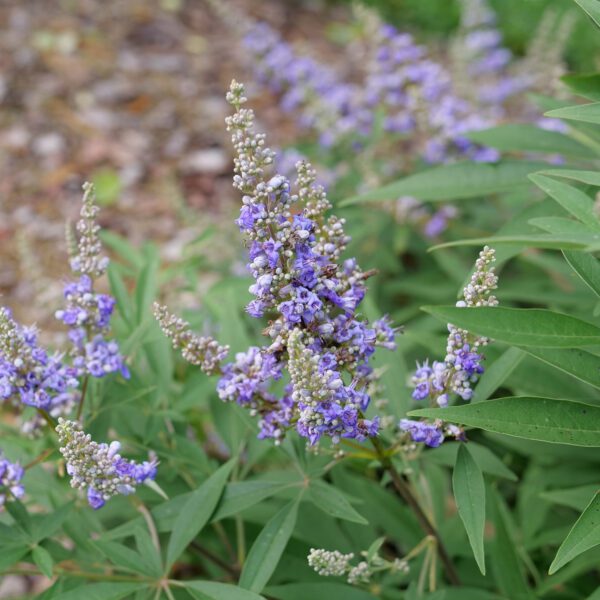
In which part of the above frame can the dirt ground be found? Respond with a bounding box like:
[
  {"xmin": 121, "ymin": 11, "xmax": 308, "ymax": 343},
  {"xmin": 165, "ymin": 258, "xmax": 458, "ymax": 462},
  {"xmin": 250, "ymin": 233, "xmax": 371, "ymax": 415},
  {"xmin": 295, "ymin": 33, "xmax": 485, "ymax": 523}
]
[{"xmin": 0, "ymin": 0, "xmax": 347, "ymax": 330}]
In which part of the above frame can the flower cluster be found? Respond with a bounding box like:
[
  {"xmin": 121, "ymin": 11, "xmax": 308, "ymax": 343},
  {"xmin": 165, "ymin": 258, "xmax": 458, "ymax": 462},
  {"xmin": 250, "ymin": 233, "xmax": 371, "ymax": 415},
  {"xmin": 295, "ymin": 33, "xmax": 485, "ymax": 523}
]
[
  {"xmin": 402, "ymin": 246, "xmax": 498, "ymax": 446},
  {"xmin": 56, "ymin": 418, "xmax": 157, "ymax": 509},
  {"xmin": 242, "ymin": 22, "xmax": 371, "ymax": 148},
  {"xmin": 0, "ymin": 453, "xmax": 25, "ymax": 510},
  {"xmin": 221, "ymin": 81, "xmax": 398, "ymax": 445},
  {"xmin": 308, "ymin": 546, "xmax": 409, "ymax": 586},
  {"xmin": 158, "ymin": 81, "xmax": 398, "ymax": 447},
  {"xmin": 243, "ymin": 18, "xmax": 500, "ymax": 166},
  {"xmin": 453, "ymin": 0, "xmax": 527, "ymax": 109},
  {"xmin": 370, "ymin": 22, "xmax": 501, "ymax": 164},
  {"xmin": 0, "ymin": 307, "xmax": 78, "ymax": 412},
  {"xmin": 394, "ymin": 197, "xmax": 458, "ymax": 239},
  {"xmin": 55, "ymin": 183, "xmax": 127, "ymax": 379},
  {"xmin": 153, "ymin": 304, "xmax": 229, "ymax": 375}
]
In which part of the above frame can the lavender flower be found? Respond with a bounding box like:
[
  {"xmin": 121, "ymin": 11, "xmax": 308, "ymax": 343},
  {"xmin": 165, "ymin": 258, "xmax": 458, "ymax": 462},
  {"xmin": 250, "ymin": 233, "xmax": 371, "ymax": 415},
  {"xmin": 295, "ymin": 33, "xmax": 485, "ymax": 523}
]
[
  {"xmin": 154, "ymin": 81, "xmax": 398, "ymax": 447},
  {"xmin": 55, "ymin": 183, "xmax": 127, "ymax": 380},
  {"xmin": 242, "ymin": 22, "xmax": 371, "ymax": 149},
  {"xmin": 404, "ymin": 246, "xmax": 498, "ymax": 446},
  {"xmin": 0, "ymin": 453, "xmax": 25, "ymax": 510},
  {"xmin": 56, "ymin": 418, "xmax": 157, "ymax": 509},
  {"xmin": 0, "ymin": 307, "xmax": 78, "ymax": 412},
  {"xmin": 454, "ymin": 0, "xmax": 529, "ymax": 109}
]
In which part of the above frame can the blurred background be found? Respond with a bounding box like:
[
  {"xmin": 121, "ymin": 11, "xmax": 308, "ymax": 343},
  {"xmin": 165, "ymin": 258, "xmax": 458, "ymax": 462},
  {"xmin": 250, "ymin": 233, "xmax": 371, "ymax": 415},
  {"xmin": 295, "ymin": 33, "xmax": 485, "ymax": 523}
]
[{"xmin": 0, "ymin": 0, "xmax": 598, "ymax": 331}]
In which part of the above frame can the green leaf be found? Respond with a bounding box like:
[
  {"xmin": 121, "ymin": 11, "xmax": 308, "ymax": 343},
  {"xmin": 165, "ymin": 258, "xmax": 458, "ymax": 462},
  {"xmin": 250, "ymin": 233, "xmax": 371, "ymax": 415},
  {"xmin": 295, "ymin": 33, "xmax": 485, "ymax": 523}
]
[
  {"xmin": 409, "ymin": 397, "xmax": 600, "ymax": 446},
  {"xmin": 108, "ymin": 264, "xmax": 134, "ymax": 326},
  {"xmin": 545, "ymin": 102, "xmax": 600, "ymax": 125},
  {"xmin": 166, "ymin": 458, "xmax": 236, "ymax": 569},
  {"xmin": 94, "ymin": 540, "xmax": 157, "ymax": 577},
  {"xmin": 572, "ymin": 0, "xmax": 600, "ymax": 27},
  {"xmin": 341, "ymin": 161, "xmax": 545, "ymax": 205},
  {"xmin": 525, "ymin": 347, "xmax": 600, "ymax": 390},
  {"xmin": 472, "ymin": 347, "xmax": 525, "ymax": 402},
  {"xmin": 267, "ymin": 583, "xmax": 376, "ymax": 600},
  {"xmin": 0, "ymin": 545, "xmax": 28, "ymax": 570},
  {"xmin": 6, "ymin": 499, "xmax": 32, "ymax": 536},
  {"xmin": 541, "ymin": 485, "xmax": 598, "ymax": 511},
  {"xmin": 550, "ymin": 492, "xmax": 600, "ymax": 573},
  {"xmin": 529, "ymin": 173, "xmax": 600, "ymax": 229},
  {"xmin": 239, "ymin": 498, "xmax": 300, "ymax": 592},
  {"xmin": 53, "ymin": 583, "xmax": 148, "ymax": 600},
  {"xmin": 214, "ymin": 481, "xmax": 296, "ymax": 521},
  {"xmin": 32, "ymin": 545, "xmax": 54, "ymax": 578},
  {"xmin": 428, "ymin": 441, "xmax": 517, "ymax": 481},
  {"xmin": 466, "ymin": 124, "xmax": 591, "ymax": 157},
  {"xmin": 561, "ymin": 73, "xmax": 600, "ymax": 102},
  {"xmin": 537, "ymin": 168, "xmax": 600, "ymax": 186},
  {"xmin": 489, "ymin": 489, "xmax": 534, "ymax": 600},
  {"xmin": 422, "ymin": 306, "xmax": 600, "ymax": 347},
  {"xmin": 308, "ymin": 480, "xmax": 368, "ymax": 524},
  {"xmin": 134, "ymin": 246, "xmax": 159, "ymax": 324},
  {"xmin": 184, "ymin": 581, "xmax": 266, "ymax": 600},
  {"xmin": 563, "ymin": 251, "xmax": 600, "ymax": 297},
  {"xmin": 92, "ymin": 167, "xmax": 122, "ymax": 206},
  {"xmin": 452, "ymin": 445, "xmax": 486, "ymax": 574},
  {"xmin": 529, "ymin": 217, "xmax": 594, "ymax": 236},
  {"xmin": 429, "ymin": 233, "xmax": 600, "ymax": 252}
]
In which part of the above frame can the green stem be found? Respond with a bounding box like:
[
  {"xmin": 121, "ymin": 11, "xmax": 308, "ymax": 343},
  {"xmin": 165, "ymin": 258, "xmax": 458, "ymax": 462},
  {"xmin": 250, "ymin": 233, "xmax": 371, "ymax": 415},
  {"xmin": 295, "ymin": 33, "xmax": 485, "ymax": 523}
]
[
  {"xmin": 76, "ymin": 375, "xmax": 90, "ymax": 421},
  {"xmin": 370, "ymin": 436, "xmax": 461, "ymax": 586}
]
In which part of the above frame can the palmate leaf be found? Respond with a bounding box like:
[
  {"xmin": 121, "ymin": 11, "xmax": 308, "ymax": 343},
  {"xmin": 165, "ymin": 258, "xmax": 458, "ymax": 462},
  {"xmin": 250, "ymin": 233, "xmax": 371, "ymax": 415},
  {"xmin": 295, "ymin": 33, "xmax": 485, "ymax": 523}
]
[
  {"xmin": 267, "ymin": 583, "xmax": 376, "ymax": 600},
  {"xmin": 549, "ymin": 492, "xmax": 600, "ymax": 574},
  {"xmin": 422, "ymin": 305, "xmax": 600, "ymax": 347},
  {"xmin": 341, "ymin": 161, "xmax": 547, "ymax": 205},
  {"xmin": 166, "ymin": 458, "xmax": 236, "ymax": 569},
  {"xmin": 184, "ymin": 581, "xmax": 266, "ymax": 600},
  {"xmin": 409, "ymin": 397, "xmax": 600, "ymax": 446},
  {"xmin": 452, "ymin": 445, "xmax": 486, "ymax": 574},
  {"xmin": 53, "ymin": 583, "xmax": 148, "ymax": 600},
  {"xmin": 239, "ymin": 498, "xmax": 300, "ymax": 592}
]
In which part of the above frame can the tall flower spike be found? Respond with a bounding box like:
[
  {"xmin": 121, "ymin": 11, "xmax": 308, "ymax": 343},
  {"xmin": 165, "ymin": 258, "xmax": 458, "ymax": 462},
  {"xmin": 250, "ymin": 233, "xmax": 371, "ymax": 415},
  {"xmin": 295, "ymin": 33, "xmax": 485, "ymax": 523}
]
[
  {"xmin": 153, "ymin": 303, "xmax": 229, "ymax": 375},
  {"xmin": 55, "ymin": 183, "xmax": 128, "ymax": 380},
  {"xmin": 56, "ymin": 418, "xmax": 157, "ymax": 510},
  {"xmin": 0, "ymin": 452, "xmax": 25, "ymax": 510},
  {"xmin": 0, "ymin": 307, "xmax": 78, "ymax": 412},
  {"xmin": 404, "ymin": 246, "xmax": 498, "ymax": 446},
  {"xmin": 212, "ymin": 80, "xmax": 396, "ymax": 445}
]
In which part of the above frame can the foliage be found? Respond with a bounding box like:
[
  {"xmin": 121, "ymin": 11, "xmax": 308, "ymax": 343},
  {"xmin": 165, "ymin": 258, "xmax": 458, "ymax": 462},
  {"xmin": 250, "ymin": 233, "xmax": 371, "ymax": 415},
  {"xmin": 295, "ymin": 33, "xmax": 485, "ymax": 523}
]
[{"xmin": 1, "ymin": 0, "xmax": 600, "ymax": 598}]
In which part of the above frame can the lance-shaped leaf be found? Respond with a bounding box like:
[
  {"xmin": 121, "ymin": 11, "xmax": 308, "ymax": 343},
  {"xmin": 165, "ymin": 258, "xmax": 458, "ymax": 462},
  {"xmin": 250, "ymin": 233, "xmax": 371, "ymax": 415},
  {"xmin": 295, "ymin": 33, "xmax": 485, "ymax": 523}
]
[
  {"xmin": 166, "ymin": 458, "xmax": 236, "ymax": 569},
  {"xmin": 563, "ymin": 251, "xmax": 600, "ymax": 297},
  {"xmin": 409, "ymin": 397, "xmax": 600, "ymax": 446},
  {"xmin": 545, "ymin": 103, "xmax": 600, "ymax": 125},
  {"xmin": 341, "ymin": 161, "xmax": 545, "ymax": 205},
  {"xmin": 422, "ymin": 306, "xmax": 600, "ymax": 347},
  {"xmin": 453, "ymin": 444, "xmax": 486, "ymax": 574},
  {"xmin": 308, "ymin": 480, "xmax": 368, "ymax": 524},
  {"xmin": 529, "ymin": 173, "xmax": 600, "ymax": 229},
  {"xmin": 239, "ymin": 498, "xmax": 300, "ymax": 592},
  {"xmin": 184, "ymin": 581, "xmax": 266, "ymax": 600},
  {"xmin": 550, "ymin": 492, "xmax": 600, "ymax": 574}
]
